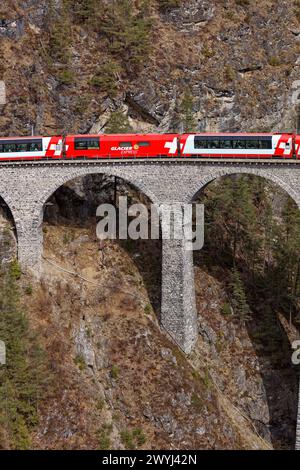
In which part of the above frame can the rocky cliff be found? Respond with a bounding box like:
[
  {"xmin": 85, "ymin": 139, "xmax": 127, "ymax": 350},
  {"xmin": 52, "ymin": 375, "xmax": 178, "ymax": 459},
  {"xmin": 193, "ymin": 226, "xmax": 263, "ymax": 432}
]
[{"xmin": 1, "ymin": 0, "xmax": 300, "ymax": 136}]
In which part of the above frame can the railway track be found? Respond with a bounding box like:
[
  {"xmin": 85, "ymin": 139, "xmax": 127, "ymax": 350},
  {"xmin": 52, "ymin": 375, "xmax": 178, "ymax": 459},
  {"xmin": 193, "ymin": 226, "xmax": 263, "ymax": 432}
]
[{"xmin": 0, "ymin": 157, "xmax": 300, "ymax": 167}]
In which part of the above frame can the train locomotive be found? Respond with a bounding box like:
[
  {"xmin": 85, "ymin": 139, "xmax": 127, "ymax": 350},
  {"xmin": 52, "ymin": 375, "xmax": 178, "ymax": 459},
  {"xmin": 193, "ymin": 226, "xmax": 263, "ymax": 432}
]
[{"xmin": 0, "ymin": 132, "xmax": 299, "ymax": 161}]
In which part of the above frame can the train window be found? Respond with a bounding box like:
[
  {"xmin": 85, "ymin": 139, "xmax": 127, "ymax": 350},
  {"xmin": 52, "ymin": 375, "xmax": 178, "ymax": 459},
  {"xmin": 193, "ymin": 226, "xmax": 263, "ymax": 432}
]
[
  {"xmin": 209, "ymin": 140, "xmax": 220, "ymax": 149},
  {"xmin": 194, "ymin": 138, "xmax": 206, "ymax": 149},
  {"xmin": 232, "ymin": 140, "xmax": 245, "ymax": 149},
  {"xmin": 27, "ymin": 141, "xmax": 42, "ymax": 152},
  {"xmin": 87, "ymin": 140, "xmax": 99, "ymax": 149},
  {"xmin": 16, "ymin": 143, "xmax": 28, "ymax": 152},
  {"xmin": 75, "ymin": 140, "xmax": 87, "ymax": 150},
  {"xmin": 220, "ymin": 140, "xmax": 232, "ymax": 149},
  {"xmin": 74, "ymin": 138, "xmax": 100, "ymax": 150},
  {"xmin": 4, "ymin": 143, "xmax": 16, "ymax": 152},
  {"xmin": 194, "ymin": 136, "xmax": 273, "ymax": 150},
  {"xmin": 0, "ymin": 139, "xmax": 42, "ymax": 152},
  {"xmin": 244, "ymin": 140, "xmax": 258, "ymax": 149},
  {"xmin": 139, "ymin": 141, "xmax": 150, "ymax": 147},
  {"xmin": 119, "ymin": 142, "xmax": 132, "ymax": 148},
  {"xmin": 260, "ymin": 140, "xmax": 272, "ymax": 149}
]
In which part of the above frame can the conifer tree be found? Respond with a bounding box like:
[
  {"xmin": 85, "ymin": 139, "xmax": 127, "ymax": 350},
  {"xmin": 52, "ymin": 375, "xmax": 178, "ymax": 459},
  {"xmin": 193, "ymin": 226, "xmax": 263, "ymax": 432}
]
[
  {"xmin": 0, "ymin": 263, "xmax": 50, "ymax": 449},
  {"xmin": 47, "ymin": 0, "xmax": 72, "ymax": 64},
  {"xmin": 180, "ymin": 89, "xmax": 197, "ymax": 133},
  {"xmin": 105, "ymin": 111, "xmax": 133, "ymax": 133},
  {"xmin": 100, "ymin": 0, "xmax": 153, "ymax": 67},
  {"xmin": 230, "ymin": 268, "xmax": 251, "ymax": 325}
]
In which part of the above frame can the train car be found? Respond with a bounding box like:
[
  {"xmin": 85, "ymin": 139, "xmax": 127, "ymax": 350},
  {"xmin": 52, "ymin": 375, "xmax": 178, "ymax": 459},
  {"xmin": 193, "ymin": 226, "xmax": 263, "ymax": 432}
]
[
  {"xmin": 64, "ymin": 134, "xmax": 180, "ymax": 158},
  {"xmin": 179, "ymin": 133, "xmax": 299, "ymax": 159},
  {"xmin": 0, "ymin": 136, "xmax": 63, "ymax": 161}
]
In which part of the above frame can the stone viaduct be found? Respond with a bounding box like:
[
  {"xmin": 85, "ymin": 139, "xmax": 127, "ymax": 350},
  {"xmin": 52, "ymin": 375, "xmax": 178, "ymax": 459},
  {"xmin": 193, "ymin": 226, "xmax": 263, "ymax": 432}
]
[{"xmin": 0, "ymin": 159, "xmax": 300, "ymax": 448}]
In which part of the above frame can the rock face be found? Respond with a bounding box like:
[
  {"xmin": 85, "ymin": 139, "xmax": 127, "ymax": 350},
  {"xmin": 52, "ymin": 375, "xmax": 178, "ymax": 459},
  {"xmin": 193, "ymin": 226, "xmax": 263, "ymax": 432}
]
[
  {"xmin": 22, "ymin": 223, "xmax": 273, "ymax": 450},
  {"xmin": 193, "ymin": 266, "xmax": 299, "ymax": 450},
  {"xmin": 0, "ymin": 207, "xmax": 17, "ymax": 266},
  {"xmin": 0, "ymin": 0, "xmax": 300, "ymax": 136}
]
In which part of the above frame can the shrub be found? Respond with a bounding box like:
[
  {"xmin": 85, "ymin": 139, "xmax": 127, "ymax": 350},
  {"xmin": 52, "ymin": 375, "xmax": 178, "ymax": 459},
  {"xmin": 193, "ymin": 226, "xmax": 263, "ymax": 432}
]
[
  {"xmin": 110, "ymin": 365, "xmax": 120, "ymax": 379},
  {"xmin": 268, "ymin": 56, "xmax": 281, "ymax": 67},
  {"xmin": 74, "ymin": 354, "xmax": 86, "ymax": 370},
  {"xmin": 144, "ymin": 304, "xmax": 152, "ymax": 315},
  {"xmin": 97, "ymin": 423, "xmax": 112, "ymax": 450},
  {"xmin": 10, "ymin": 259, "xmax": 21, "ymax": 280},
  {"xmin": 191, "ymin": 392, "xmax": 203, "ymax": 411},
  {"xmin": 121, "ymin": 427, "xmax": 146, "ymax": 449},
  {"xmin": 90, "ymin": 60, "xmax": 121, "ymax": 96},
  {"xmin": 63, "ymin": 232, "xmax": 73, "ymax": 244},
  {"xmin": 202, "ymin": 46, "xmax": 215, "ymax": 58},
  {"xmin": 105, "ymin": 111, "xmax": 133, "ymax": 134},
  {"xmin": 132, "ymin": 428, "xmax": 146, "ymax": 446},
  {"xmin": 24, "ymin": 285, "xmax": 33, "ymax": 296},
  {"xmin": 224, "ymin": 65, "xmax": 236, "ymax": 81},
  {"xmin": 121, "ymin": 430, "xmax": 135, "ymax": 449},
  {"xmin": 96, "ymin": 398, "xmax": 105, "ymax": 411},
  {"xmin": 221, "ymin": 302, "xmax": 232, "ymax": 316},
  {"xmin": 57, "ymin": 68, "xmax": 74, "ymax": 85}
]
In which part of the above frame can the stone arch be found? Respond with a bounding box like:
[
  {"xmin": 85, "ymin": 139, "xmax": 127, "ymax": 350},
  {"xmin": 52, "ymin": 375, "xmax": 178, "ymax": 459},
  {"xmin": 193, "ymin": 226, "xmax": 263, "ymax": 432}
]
[
  {"xmin": 39, "ymin": 166, "xmax": 163, "ymax": 317},
  {"xmin": 189, "ymin": 168, "xmax": 300, "ymax": 449},
  {"xmin": 0, "ymin": 192, "xmax": 19, "ymax": 240},
  {"xmin": 186, "ymin": 167, "xmax": 300, "ymax": 209},
  {"xmin": 38, "ymin": 167, "xmax": 160, "ymax": 210}
]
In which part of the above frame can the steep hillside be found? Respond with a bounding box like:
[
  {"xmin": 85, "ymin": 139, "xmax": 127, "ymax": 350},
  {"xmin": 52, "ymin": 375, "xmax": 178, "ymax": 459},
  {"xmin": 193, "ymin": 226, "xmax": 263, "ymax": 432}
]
[
  {"xmin": 1, "ymin": 221, "xmax": 271, "ymax": 449},
  {"xmin": 1, "ymin": 0, "xmax": 300, "ymax": 135}
]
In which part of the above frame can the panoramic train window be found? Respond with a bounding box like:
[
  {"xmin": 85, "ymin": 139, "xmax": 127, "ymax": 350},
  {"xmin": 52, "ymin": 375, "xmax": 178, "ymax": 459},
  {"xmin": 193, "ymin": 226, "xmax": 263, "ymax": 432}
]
[
  {"xmin": 74, "ymin": 138, "xmax": 100, "ymax": 150},
  {"xmin": 119, "ymin": 142, "xmax": 132, "ymax": 148},
  {"xmin": 194, "ymin": 137, "xmax": 272, "ymax": 150},
  {"xmin": 0, "ymin": 139, "xmax": 42, "ymax": 152},
  {"xmin": 16, "ymin": 143, "xmax": 29, "ymax": 152}
]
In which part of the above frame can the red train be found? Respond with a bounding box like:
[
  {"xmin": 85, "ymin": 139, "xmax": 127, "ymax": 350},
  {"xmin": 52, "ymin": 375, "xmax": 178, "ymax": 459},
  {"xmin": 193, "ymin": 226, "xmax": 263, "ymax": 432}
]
[{"xmin": 0, "ymin": 133, "xmax": 300, "ymax": 161}]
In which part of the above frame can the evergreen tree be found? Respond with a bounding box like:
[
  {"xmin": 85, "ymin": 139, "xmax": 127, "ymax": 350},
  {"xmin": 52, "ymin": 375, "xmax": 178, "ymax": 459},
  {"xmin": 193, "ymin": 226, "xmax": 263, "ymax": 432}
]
[
  {"xmin": 202, "ymin": 175, "xmax": 262, "ymax": 269},
  {"xmin": 180, "ymin": 89, "xmax": 197, "ymax": 133},
  {"xmin": 105, "ymin": 111, "xmax": 133, "ymax": 133},
  {"xmin": 271, "ymin": 198, "xmax": 300, "ymax": 319},
  {"xmin": 90, "ymin": 59, "xmax": 121, "ymax": 96},
  {"xmin": 68, "ymin": 0, "xmax": 98, "ymax": 23},
  {"xmin": 100, "ymin": 0, "xmax": 153, "ymax": 67},
  {"xmin": 0, "ymin": 263, "xmax": 50, "ymax": 449},
  {"xmin": 230, "ymin": 268, "xmax": 251, "ymax": 325},
  {"xmin": 47, "ymin": 0, "xmax": 72, "ymax": 64}
]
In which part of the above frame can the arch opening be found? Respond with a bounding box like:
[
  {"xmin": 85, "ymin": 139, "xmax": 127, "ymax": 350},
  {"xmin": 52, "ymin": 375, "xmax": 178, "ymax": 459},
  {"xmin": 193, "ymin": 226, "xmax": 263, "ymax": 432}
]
[
  {"xmin": 191, "ymin": 173, "xmax": 300, "ymax": 449},
  {"xmin": 42, "ymin": 172, "xmax": 162, "ymax": 320},
  {"xmin": 0, "ymin": 195, "xmax": 18, "ymax": 267}
]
